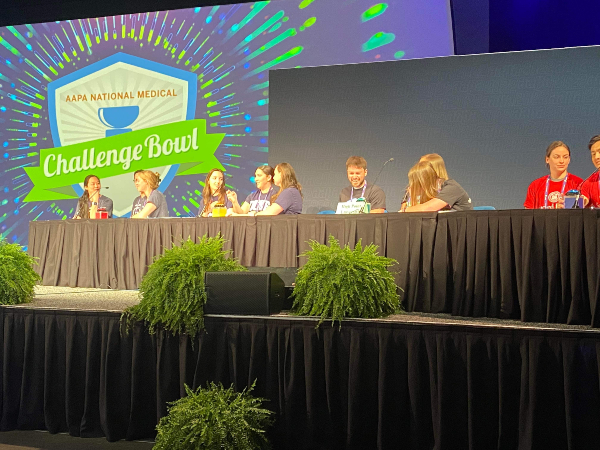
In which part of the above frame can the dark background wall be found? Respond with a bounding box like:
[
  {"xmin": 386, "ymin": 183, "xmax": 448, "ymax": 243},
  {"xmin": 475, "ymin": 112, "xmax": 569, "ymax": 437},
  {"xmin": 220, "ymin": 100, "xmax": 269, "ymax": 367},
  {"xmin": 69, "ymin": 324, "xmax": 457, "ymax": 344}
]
[{"xmin": 268, "ymin": 46, "xmax": 600, "ymax": 212}]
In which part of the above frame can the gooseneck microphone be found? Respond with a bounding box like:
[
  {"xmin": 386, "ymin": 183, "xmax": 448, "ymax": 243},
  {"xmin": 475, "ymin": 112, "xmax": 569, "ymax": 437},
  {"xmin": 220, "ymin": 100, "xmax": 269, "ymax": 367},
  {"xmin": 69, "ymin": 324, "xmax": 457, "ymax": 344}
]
[
  {"xmin": 359, "ymin": 157, "xmax": 394, "ymax": 213},
  {"xmin": 576, "ymin": 167, "xmax": 599, "ymax": 192},
  {"xmin": 573, "ymin": 167, "xmax": 600, "ymax": 208},
  {"xmin": 371, "ymin": 157, "xmax": 395, "ymax": 189}
]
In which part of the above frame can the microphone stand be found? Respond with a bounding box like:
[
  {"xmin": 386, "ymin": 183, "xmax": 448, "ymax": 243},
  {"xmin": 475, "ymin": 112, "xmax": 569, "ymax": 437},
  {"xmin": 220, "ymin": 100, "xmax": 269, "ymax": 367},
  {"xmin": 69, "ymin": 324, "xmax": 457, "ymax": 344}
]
[
  {"xmin": 574, "ymin": 168, "xmax": 600, "ymax": 208},
  {"xmin": 359, "ymin": 158, "xmax": 394, "ymax": 213}
]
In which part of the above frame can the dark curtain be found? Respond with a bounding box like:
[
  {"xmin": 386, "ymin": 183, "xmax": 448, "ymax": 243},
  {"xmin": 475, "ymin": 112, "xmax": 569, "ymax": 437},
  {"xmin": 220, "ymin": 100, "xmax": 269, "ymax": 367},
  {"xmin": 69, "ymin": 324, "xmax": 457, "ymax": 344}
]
[
  {"xmin": 2, "ymin": 308, "xmax": 600, "ymax": 449},
  {"xmin": 29, "ymin": 210, "xmax": 600, "ymax": 326}
]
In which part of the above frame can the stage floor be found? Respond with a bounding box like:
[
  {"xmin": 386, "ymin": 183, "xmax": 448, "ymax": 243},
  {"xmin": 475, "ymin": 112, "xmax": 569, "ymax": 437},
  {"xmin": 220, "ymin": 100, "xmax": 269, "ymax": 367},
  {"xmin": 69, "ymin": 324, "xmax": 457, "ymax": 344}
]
[{"xmin": 8, "ymin": 286, "xmax": 599, "ymax": 334}]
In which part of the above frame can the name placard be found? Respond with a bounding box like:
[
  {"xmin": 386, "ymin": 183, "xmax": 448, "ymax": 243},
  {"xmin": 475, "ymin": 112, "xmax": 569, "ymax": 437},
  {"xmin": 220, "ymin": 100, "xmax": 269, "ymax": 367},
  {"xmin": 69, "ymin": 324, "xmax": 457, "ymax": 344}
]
[{"xmin": 336, "ymin": 201, "xmax": 371, "ymax": 214}]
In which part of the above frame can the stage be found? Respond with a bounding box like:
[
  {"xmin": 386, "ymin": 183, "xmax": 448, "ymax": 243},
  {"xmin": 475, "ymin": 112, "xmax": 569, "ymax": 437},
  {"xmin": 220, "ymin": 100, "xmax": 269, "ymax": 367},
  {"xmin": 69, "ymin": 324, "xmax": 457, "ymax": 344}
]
[{"xmin": 2, "ymin": 286, "xmax": 600, "ymax": 449}]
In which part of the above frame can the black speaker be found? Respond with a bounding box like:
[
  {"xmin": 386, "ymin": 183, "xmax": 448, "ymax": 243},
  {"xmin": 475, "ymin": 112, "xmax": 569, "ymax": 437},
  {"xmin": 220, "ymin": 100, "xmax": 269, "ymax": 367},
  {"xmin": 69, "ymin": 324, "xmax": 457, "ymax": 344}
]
[
  {"xmin": 246, "ymin": 267, "xmax": 297, "ymax": 310},
  {"xmin": 204, "ymin": 272, "xmax": 285, "ymax": 315}
]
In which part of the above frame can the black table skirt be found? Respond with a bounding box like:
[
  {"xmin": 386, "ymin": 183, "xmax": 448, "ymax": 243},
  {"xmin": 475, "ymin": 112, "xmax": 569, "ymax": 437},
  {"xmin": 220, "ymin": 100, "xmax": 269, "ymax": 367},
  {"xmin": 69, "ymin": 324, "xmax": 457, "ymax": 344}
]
[
  {"xmin": 28, "ymin": 210, "xmax": 600, "ymax": 326},
  {"xmin": 3, "ymin": 309, "xmax": 600, "ymax": 449}
]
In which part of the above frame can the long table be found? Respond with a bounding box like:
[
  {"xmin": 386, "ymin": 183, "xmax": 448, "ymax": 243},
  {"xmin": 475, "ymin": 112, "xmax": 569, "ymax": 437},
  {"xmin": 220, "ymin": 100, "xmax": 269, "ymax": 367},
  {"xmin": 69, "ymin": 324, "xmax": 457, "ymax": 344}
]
[{"xmin": 28, "ymin": 210, "xmax": 600, "ymax": 326}]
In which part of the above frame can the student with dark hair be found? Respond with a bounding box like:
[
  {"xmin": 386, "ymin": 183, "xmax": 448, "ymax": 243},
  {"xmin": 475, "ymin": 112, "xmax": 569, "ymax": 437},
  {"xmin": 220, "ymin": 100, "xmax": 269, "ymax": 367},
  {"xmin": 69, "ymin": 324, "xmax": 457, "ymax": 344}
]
[
  {"xmin": 580, "ymin": 135, "xmax": 600, "ymax": 208},
  {"xmin": 228, "ymin": 165, "xmax": 276, "ymax": 215},
  {"xmin": 73, "ymin": 174, "xmax": 113, "ymax": 219},
  {"xmin": 339, "ymin": 156, "xmax": 386, "ymax": 213},
  {"xmin": 250, "ymin": 163, "xmax": 302, "ymax": 215},
  {"xmin": 524, "ymin": 141, "xmax": 582, "ymax": 209},
  {"xmin": 198, "ymin": 168, "xmax": 233, "ymax": 217},
  {"xmin": 131, "ymin": 170, "xmax": 169, "ymax": 218}
]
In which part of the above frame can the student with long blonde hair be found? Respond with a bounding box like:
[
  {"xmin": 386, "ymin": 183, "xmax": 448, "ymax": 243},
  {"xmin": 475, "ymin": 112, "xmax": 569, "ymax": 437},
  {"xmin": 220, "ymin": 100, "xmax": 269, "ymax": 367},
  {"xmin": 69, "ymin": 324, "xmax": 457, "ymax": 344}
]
[
  {"xmin": 401, "ymin": 153, "xmax": 449, "ymax": 211},
  {"xmin": 131, "ymin": 170, "xmax": 169, "ymax": 218},
  {"xmin": 250, "ymin": 162, "xmax": 303, "ymax": 215},
  {"xmin": 401, "ymin": 161, "xmax": 472, "ymax": 212},
  {"xmin": 420, "ymin": 153, "xmax": 449, "ymax": 180}
]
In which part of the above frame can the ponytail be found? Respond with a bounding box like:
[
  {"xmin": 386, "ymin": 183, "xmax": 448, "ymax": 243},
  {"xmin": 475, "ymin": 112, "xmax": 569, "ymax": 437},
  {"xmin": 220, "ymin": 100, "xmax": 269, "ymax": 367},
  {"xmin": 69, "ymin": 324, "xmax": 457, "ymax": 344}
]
[{"xmin": 77, "ymin": 190, "xmax": 90, "ymax": 219}]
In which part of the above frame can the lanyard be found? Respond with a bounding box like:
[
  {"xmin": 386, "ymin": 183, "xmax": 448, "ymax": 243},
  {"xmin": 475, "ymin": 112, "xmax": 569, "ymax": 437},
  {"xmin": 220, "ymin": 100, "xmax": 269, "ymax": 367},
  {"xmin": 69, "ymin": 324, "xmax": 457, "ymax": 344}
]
[
  {"xmin": 350, "ymin": 181, "xmax": 367, "ymax": 201},
  {"xmin": 256, "ymin": 187, "xmax": 273, "ymax": 211},
  {"xmin": 544, "ymin": 175, "xmax": 568, "ymax": 208}
]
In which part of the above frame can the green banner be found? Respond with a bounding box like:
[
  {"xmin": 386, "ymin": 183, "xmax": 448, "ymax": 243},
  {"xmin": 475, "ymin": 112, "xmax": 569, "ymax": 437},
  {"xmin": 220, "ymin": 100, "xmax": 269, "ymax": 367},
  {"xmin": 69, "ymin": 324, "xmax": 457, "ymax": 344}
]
[{"xmin": 24, "ymin": 119, "xmax": 225, "ymax": 202}]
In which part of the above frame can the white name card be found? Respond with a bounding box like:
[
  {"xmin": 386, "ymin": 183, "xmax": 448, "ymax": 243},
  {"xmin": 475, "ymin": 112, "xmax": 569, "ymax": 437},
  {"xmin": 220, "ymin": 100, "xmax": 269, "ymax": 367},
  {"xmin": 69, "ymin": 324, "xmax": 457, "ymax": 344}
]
[{"xmin": 336, "ymin": 201, "xmax": 371, "ymax": 214}]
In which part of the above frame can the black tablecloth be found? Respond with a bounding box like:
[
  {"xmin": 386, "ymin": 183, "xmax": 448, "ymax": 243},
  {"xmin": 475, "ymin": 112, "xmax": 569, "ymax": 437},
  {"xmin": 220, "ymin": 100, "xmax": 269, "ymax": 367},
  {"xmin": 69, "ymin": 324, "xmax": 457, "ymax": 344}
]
[{"xmin": 28, "ymin": 210, "xmax": 600, "ymax": 325}]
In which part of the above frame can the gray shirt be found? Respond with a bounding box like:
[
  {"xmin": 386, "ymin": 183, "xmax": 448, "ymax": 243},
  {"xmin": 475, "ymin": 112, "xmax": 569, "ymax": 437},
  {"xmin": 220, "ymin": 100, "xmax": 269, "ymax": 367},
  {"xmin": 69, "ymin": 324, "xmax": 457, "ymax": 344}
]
[
  {"xmin": 437, "ymin": 179, "xmax": 472, "ymax": 211},
  {"xmin": 339, "ymin": 183, "xmax": 386, "ymax": 210},
  {"xmin": 274, "ymin": 187, "xmax": 303, "ymax": 214},
  {"xmin": 131, "ymin": 190, "xmax": 169, "ymax": 218}
]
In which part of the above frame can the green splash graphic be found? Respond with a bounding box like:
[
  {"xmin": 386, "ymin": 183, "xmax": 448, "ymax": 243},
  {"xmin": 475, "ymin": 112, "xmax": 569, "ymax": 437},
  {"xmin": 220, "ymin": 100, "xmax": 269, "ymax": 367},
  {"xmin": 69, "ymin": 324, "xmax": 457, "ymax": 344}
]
[
  {"xmin": 362, "ymin": 32, "xmax": 395, "ymax": 51},
  {"xmin": 362, "ymin": 4, "xmax": 388, "ymax": 22},
  {"xmin": 299, "ymin": 0, "xmax": 316, "ymax": 9},
  {"xmin": 300, "ymin": 17, "xmax": 317, "ymax": 31}
]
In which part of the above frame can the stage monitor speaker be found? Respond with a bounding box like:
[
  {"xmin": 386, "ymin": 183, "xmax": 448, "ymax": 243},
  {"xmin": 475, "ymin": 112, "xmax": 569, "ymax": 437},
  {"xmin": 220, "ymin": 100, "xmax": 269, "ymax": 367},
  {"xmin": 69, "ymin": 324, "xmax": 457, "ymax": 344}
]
[
  {"xmin": 204, "ymin": 271, "xmax": 285, "ymax": 315},
  {"xmin": 245, "ymin": 267, "xmax": 297, "ymax": 310}
]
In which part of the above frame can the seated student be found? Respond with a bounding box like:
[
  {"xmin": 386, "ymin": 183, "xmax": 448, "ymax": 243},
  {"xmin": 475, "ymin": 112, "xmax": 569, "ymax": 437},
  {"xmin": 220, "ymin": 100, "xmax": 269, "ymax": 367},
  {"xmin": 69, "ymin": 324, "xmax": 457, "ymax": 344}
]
[
  {"xmin": 401, "ymin": 153, "xmax": 449, "ymax": 210},
  {"xmin": 73, "ymin": 174, "xmax": 113, "ymax": 219},
  {"xmin": 339, "ymin": 156, "xmax": 386, "ymax": 213},
  {"xmin": 249, "ymin": 162, "xmax": 302, "ymax": 215},
  {"xmin": 524, "ymin": 141, "xmax": 583, "ymax": 209},
  {"xmin": 580, "ymin": 135, "xmax": 600, "ymax": 207},
  {"xmin": 198, "ymin": 168, "xmax": 234, "ymax": 217},
  {"xmin": 400, "ymin": 161, "xmax": 472, "ymax": 212},
  {"xmin": 131, "ymin": 170, "xmax": 169, "ymax": 218},
  {"xmin": 227, "ymin": 165, "xmax": 276, "ymax": 214}
]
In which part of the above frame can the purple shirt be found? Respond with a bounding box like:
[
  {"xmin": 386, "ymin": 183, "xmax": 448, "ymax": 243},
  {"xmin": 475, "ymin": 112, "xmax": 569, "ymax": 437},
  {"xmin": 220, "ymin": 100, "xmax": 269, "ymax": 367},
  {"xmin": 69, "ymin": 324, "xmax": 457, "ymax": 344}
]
[
  {"xmin": 244, "ymin": 186, "xmax": 275, "ymax": 212},
  {"xmin": 198, "ymin": 194, "xmax": 233, "ymax": 217},
  {"xmin": 274, "ymin": 187, "xmax": 303, "ymax": 214}
]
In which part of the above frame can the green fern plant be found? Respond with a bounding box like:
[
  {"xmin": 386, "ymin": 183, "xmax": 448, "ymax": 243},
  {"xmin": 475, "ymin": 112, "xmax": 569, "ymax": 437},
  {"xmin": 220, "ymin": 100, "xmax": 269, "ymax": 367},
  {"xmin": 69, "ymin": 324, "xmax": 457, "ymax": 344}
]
[
  {"xmin": 122, "ymin": 235, "xmax": 246, "ymax": 338},
  {"xmin": 292, "ymin": 236, "xmax": 401, "ymax": 326},
  {"xmin": 154, "ymin": 381, "xmax": 273, "ymax": 450},
  {"xmin": 0, "ymin": 238, "xmax": 40, "ymax": 305}
]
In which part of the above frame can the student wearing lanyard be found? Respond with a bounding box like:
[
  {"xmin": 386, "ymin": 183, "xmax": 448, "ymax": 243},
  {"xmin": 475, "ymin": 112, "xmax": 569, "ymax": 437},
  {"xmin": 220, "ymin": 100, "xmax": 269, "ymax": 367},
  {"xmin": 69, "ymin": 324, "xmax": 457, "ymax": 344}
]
[
  {"xmin": 338, "ymin": 156, "xmax": 386, "ymax": 213},
  {"xmin": 524, "ymin": 141, "xmax": 583, "ymax": 209},
  {"xmin": 227, "ymin": 165, "xmax": 276, "ymax": 215},
  {"xmin": 580, "ymin": 135, "xmax": 600, "ymax": 208}
]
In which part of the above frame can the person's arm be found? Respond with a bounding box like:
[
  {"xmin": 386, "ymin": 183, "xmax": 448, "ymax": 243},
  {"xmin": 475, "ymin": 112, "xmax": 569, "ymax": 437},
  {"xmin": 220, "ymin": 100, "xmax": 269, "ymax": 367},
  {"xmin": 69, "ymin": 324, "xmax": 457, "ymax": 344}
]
[
  {"xmin": 254, "ymin": 203, "xmax": 284, "ymax": 216},
  {"xmin": 368, "ymin": 186, "xmax": 386, "ymax": 213},
  {"xmin": 403, "ymin": 198, "xmax": 448, "ymax": 212},
  {"xmin": 132, "ymin": 202, "xmax": 157, "ymax": 218},
  {"xmin": 227, "ymin": 190, "xmax": 250, "ymax": 214}
]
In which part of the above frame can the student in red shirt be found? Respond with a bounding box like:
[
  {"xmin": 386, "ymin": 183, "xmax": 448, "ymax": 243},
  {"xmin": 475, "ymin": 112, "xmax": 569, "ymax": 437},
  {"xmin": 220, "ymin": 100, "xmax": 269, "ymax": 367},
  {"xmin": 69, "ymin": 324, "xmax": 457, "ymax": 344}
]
[
  {"xmin": 524, "ymin": 141, "xmax": 583, "ymax": 209},
  {"xmin": 580, "ymin": 135, "xmax": 600, "ymax": 208}
]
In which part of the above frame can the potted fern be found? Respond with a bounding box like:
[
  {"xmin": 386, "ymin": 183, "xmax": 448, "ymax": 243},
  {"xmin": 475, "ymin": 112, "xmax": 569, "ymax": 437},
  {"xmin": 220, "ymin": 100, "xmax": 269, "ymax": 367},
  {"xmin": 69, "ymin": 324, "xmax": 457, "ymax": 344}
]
[
  {"xmin": 154, "ymin": 381, "xmax": 273, "ymax": 450},
  {"xmin": 292, "ymin": 236, "xmax": 401, "ymax": 326},
  {"xmin": 0, "ymin": 238, "xmax": 40, "ymax": 305},
  {"xmin": 122, "ymin": 235, "xmax": 246, "ymax": 338}
]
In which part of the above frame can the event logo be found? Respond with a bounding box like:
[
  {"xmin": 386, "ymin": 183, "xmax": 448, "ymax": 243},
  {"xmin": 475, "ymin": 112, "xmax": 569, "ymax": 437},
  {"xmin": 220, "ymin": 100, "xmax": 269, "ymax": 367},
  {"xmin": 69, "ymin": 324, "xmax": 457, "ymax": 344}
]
[{"xmin": 25, "ymin": 53, "xmax": 224, "ymax": 215}]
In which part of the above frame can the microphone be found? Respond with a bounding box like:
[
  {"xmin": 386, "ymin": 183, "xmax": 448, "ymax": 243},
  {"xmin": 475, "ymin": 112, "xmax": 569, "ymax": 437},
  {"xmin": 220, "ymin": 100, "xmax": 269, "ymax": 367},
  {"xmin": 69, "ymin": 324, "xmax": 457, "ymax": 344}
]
[
  {"xmin": 359, "ymin": 158, "xmax": 394, "ymax": 213},
  {"xmin": 577, "ymin": 167, "xmax": 599, "ymax": 191},
  {"xmin": 573, "ymin": 167, "xmax": 600, "ymax": 208},
  {"xmin": 371, "ymin": 157, "xmax": 394, "ymax": 188}
]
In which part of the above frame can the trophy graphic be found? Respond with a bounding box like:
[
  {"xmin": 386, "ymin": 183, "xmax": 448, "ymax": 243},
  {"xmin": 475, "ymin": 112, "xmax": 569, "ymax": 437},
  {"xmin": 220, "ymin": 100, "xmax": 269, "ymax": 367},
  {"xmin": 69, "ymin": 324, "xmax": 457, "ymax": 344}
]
[{"xmin": 98, "ymin": 105, "xmax": 140, "ymax": 137}]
